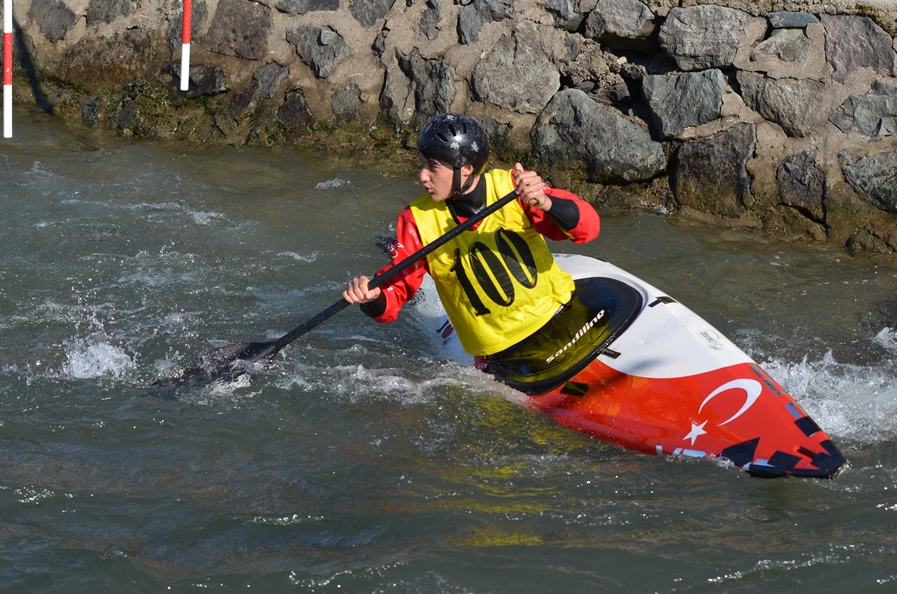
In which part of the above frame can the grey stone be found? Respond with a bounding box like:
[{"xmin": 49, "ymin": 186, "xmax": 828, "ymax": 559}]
[
  {"xmin": 457, "ymin": 5, "xmax": 483, "ymax": 45},
  {"xmin": 205, "ymin": 0, "xmax": 273, "ymax": 61},
  {"xmin": 379, "ymin": 47, "xmax": 454, "ymax": 129},
  {"xmin": 476, "ymin": 115, "xmax": 513, "ymax": 160},
  {"xmin": 472, "ymin": 0, "xmax": 514, "ymax": 21},
  {"xmin": 672, "ymin": 123, "xmax": 756, "ymax": 217},
  {"xmin": 252, "ymin": 62, "xmax": 289, "ymax": 99},
  {"xmin": 642, "ymin": 69, "xmax": 724, "ymax": 139},
  {"xmin": 234, "ymin": 62, "xmax": 289, "ymax": 111},
  {"xmin": 379, "ymin": 66, "xmax": 412, "ymax": 128},
  {"xmin": 532, "ymin": 89, "xmax": 667, "ymax": 183},
  {"xmin": 768, "ymin": 11, "xmax": 819, "ymax": 29},
  {"xmin": 820, "ymin": 15, "xmax": 897, "ymax": 84},
  {"xmin": 350, "ymin": 0, "xmax": 396, "ymax": 28},
  {"xmin": 419, "ymin": 0, "xmax": 442, "ymax": 40},
  {"xmin": 737, "ymin": 72, "xmax": 827, "ymax": 138},
  {"xmin": 842, "ymin": 151, "xmax": 897, "ymax": 215},
  {"xmin": 275, "ymin": 0, "xmax": 339, "ymax": 16},
  {"xmin": 561, "ymin": 36, "xmax": 581, "ymax": 63},
  {"xmin": 278, "ymin": 90, "xmax": 316, "ymax": 133},
  {"xmin": 396, "ymin": 48, "xmax": 455, "ymax": 127},
  {"xmin": 457, "ymin": 0, "xmax": 513, "ymax": 45},
  {"xmin": 87, "ymin": 0, "xmax": 132, "ymax": 25},
  {"xmin": 471, "ymin": 20, "xmax": 560, "ymax": 114},
  {"xmin": 830, "ymin": 80, "xmax": 897, "ymax": 139},
  {"xmin": 331, "ymin": 79, "xmax": 362, "ymax": 123},
  {"xmin": 751, "ymin": 29, "xmax": 812, "ymax": 65},
  {"xmin": 659, "ymin": 5, "xmax": 765, "ymax": 71},
  {"xmin": 187, "ymin": 65, "xmax": 229, "ymax": 97},
  {"xmin": 585, "ymin": 0, "xmax": 655, "ymax": 52},
  {"xmin": 29, "ymin": 0, "xmax": 77, "ymax": 43},
  {"xmin": 777, "ymin": 149, "xmax": 824, "ymax": 222},
  {"xmin": 544, "ymin": 0, "xmax": 586, "ymax": 32},
  {"xmin": 287, "ymin": 26, "xmax": 351, "ymax": 79},
  {"xmin": 166, "ymin": 62, "xmax": 228, "ymax": 98}
]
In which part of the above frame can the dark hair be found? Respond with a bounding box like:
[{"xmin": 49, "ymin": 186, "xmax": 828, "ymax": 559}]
[{"xmin": 417, "ymin": 114, "xmax": 489, "ymax": 175}]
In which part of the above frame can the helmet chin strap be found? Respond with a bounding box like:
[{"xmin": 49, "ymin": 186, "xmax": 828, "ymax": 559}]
[
  {"xmin": 447, "ymin": 168, "xmax": 486, "ymax": 218},
  {"xmin": 452, "ymin": 167, "xmax": 475, "ymax": 198}
]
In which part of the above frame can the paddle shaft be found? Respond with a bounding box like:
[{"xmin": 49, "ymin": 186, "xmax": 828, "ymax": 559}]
[{"xmin": 267, "ymin": 189, "xmax": 520, "ymax": 355}]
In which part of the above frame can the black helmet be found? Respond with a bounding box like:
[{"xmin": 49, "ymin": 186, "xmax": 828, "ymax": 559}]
[{"xmin": 418, "ymin": 114, "xmax": 489, "ymax": 175}]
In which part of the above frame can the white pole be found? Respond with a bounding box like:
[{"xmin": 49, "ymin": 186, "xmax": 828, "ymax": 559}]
[
  {"xmin": 179, "ymin": 0, "xmax": 191, "ymax": 91},
  {"xmin": 3, "ymin": 0, "xmax": 12, "ymax": 138}
]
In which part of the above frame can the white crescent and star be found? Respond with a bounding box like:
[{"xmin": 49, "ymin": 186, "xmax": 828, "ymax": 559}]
[{"xmin": 684, "ymin": 379, "xmax": 763, "ymax": 445}]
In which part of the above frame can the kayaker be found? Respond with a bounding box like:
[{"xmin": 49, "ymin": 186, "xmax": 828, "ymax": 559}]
[{"xmin": 343, "ymin": 113, "xmax": 600, "ymax": 368}]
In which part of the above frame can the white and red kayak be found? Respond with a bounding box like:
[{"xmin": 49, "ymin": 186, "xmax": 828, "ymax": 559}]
[{"xmin": 418, "ymin": 253, "xmax": 846, "ymax": 479}]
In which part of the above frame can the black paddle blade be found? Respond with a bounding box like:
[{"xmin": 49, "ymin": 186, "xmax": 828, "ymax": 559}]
[{"xmin": 154, "ymin": 340, "xmax": 280, "ymax": 387}]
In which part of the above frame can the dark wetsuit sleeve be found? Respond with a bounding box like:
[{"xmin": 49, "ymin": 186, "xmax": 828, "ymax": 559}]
[
  {"xmin": 360, "ymin": 294, "xmax": 387, "ymax": 318},
  {"xmin": 523, "ymin": 185, "xmax": 600, "ymax": 244},
  {"xmin": 544, "ymin": 196, "xmax": 580, "ymax": 232}
]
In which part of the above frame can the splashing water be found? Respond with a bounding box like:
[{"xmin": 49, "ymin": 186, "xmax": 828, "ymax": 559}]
[
  {"xmin": 874, "ymin": 327, "xmax": 897, "ymax": 353},
  {"xmin": 64, "ymin": 333, "xmax": 135, "ymax": 379},
  {"xmin": 760, "ymin": 351, "xmax": 897, "ymax": 445}
]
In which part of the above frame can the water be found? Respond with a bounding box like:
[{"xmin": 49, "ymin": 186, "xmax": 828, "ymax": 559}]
[{"xmin": 2, "ymin": 107, "xmax": 897, "ymax": 592}]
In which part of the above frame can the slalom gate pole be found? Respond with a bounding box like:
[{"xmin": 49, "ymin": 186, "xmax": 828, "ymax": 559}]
[
  {"xmin": 3, "ymin": 0, "xmax": 11, "ymax": 138},
  {"xmin": 179, "ymin": 0, "xmax": 191, "ymax": 91}
]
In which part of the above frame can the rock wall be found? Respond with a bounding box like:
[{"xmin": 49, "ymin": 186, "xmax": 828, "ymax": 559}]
[{"xmin": 4, "ymin": 0, "xmax": 897, "ymax": 252}]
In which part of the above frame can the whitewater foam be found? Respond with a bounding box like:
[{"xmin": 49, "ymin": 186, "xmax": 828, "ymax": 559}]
[
  {"xmin": 762, "ymin": 349, "xmax": 897, "ymax": 445},
  {"xmin": 64, "ymin": 334, "xmax": 135, "ymax": 379}
]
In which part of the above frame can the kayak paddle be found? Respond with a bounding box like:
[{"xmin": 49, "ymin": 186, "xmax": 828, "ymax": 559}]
[{"xmin": 156, "ymin": 189, "xmax": 520, "ymax": 387}]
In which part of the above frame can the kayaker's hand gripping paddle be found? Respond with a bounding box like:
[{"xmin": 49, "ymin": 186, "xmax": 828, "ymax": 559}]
[{"xmin": 157, "ymin": 189, "xmax": 519, "ymax": 387}]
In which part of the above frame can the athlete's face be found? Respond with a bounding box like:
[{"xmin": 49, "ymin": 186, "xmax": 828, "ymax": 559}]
[{"xmin": 418, "ymin": 155, "xmax": 472, "ymax": 202}]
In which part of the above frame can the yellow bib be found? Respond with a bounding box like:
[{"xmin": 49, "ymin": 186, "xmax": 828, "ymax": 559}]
[{"xmin": 410, "ymin": 169, "xmax": 575, "ymax": 355}]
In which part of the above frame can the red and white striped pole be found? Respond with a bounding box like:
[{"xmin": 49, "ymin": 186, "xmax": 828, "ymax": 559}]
[
  {"xmin": 179, "ymin": 0, "xmax": 191, "ymax": 91},
  {"xmin": 3, "ymin": 0, "xmax": 12, "ymax": 138}
]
